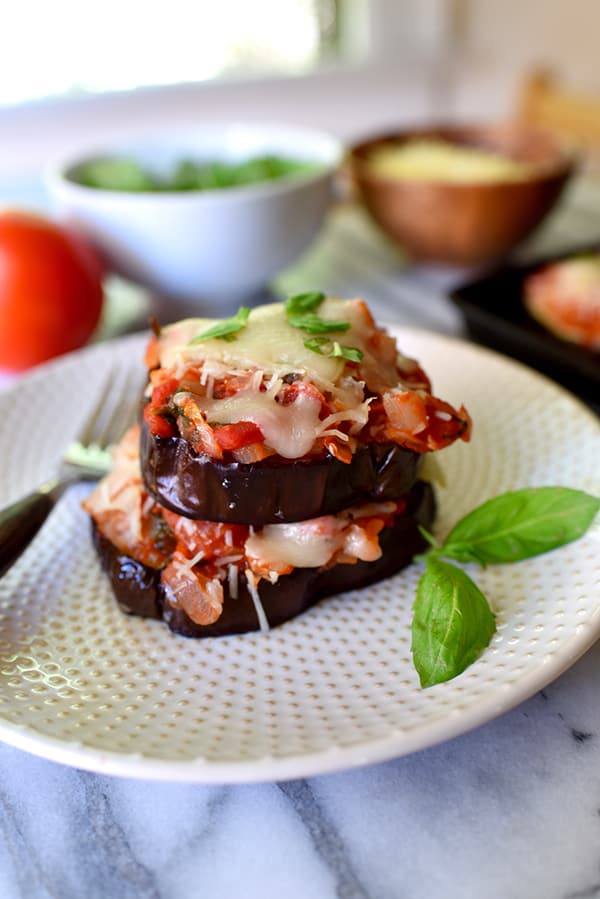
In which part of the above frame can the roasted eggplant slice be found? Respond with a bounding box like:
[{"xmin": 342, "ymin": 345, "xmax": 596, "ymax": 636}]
[
  {"xmin": 93, "ymin": 481, "xmax": 435, "ymax": 638},
  {"xmin": 140, "ymin": 419, "xmax": 422, "ymax": 525}
]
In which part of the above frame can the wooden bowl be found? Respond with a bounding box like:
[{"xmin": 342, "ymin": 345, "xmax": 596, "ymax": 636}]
[{"xmin": 348, "ymin": 124, "xmax": 575, "ymax": 266}]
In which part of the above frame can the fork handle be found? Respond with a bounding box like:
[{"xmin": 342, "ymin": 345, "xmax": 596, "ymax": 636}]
[{"xmin": 0, "ymin": 483, "xmax": 60, "ymax": 578}]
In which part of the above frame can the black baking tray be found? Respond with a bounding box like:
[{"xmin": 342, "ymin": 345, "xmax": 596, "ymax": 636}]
[{"xmin": 450, "ymin": 247, "xmax": 600, "ymax": 406}]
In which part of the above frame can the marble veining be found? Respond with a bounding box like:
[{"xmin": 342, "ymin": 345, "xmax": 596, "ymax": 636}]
[
  {"xmin": 74, "ymin": 773, "xmax": 161, "ymax": 899},
  {"xmin": 278, "ymin": 779, "xmax": 374, "ymax": 899}
]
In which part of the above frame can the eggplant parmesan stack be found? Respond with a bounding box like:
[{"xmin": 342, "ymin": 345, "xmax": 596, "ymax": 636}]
[{"xmin": 85, "ymin": 296, "xmax": 471, "ymax": 637}]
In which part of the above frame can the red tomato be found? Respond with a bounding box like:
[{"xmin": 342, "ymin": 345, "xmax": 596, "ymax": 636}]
[
  {"xmin": 213, "ymin": 421, "xmax": 265, "ymax": 451},
  {"xmin": 143, "ymin": 404, "xmax": 176, "ymax": 439},
  {"xmin": 150, "ymin": 378, "xmax": 179, "ymax": 408},
  {"xmin": 0, "ymin": 211, "xmax": 104, "ymax": 371}
]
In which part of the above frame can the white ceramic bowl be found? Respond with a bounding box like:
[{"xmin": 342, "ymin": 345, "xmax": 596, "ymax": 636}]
[{"xmin": 45, "ymin": 124, "xmax": 343, "ymax": 315}]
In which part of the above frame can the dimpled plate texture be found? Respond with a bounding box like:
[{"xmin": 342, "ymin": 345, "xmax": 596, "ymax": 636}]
[{"xmin": 0, "ymin": 329, "xmax": 598, "ymax": 783}]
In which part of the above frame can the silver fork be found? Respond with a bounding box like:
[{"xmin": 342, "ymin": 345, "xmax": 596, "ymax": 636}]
[{"xmin": 0, "ymin": 367, "xmax": 143, "ymax": 578}]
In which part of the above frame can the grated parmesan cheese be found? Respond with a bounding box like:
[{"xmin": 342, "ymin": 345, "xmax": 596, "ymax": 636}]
[
  {"xmin": 244, "ymin": 571, "xmax": 270, "ymax": 632},
  {"xmin": 227, "ymin": 564, "xmax": 239, "ymax": 599}
]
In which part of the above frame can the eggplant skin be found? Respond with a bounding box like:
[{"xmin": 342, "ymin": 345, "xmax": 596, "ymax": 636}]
[
  {"xmin": 92, "ymin": 528, "xmax": 163, "ymax": 621},
  {"xmin": 92, "ymin": 481, "xmax": 435, "ymax": 639},
  {"xmin": 140, "ymin": 419, "xmax": 422, "ymax": 525}
]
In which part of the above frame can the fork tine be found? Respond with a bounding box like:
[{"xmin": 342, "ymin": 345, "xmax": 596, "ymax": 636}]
[
  {"xmin": 106, "ymin": 397, "xmax": 141, "ymax": 447},
  {"xmin": 89, "ymin": 368, "xmax": 142, "ymax": 448},
  {"xmin": 1, "ymin": 356, "xmax": 146, "ymax": 577},
  {"xmin": 80, "ymin": 364, "xmax": 144, "ymax": 450},
  {"xmin": 76, "ymin": 371, "xmax": 120, "ymax": 446}
]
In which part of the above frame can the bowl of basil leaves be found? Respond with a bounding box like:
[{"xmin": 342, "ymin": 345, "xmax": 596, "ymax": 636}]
[{"xmin": 45, "ymin": 124, "xmax": 343, "ymax": 316}]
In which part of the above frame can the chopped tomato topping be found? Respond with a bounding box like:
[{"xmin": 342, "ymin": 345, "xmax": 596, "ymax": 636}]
[
  {"xmin": 143, "ymin": 376, "xmax": 180, "ymax": 438},
  {"xmin": 385, "ymin": 391, "xmax": 428, "ymax": 435},
  {"xmin": 142, "ymin": 313, "xmax": 470, "ymax": 460},
  {"xmin": 151, "ymin": 377, "xmax": 179, "ymax": 407},
  {"xmin": 174, "ymin": 395, "xmax": 223, "ymax": 458},
  {"xmin": 212, "ymin": 372, "xmax": 262, "ymax": 399},
  {"xmin": 161, "ymin": 510, "xmax": 248, "ymax": 559},
  {"xmin": 382, "ymin": 390, "xmax": 471, "ymax": 453},
  {"xmin": 143, "ymin": 404, "xmax": 175, "ymax": 438},
  {"xmin": 131, "ymin": 512, "xmax": 176, "ymax": 568},
  {"xmin": 213, "ymin": 421, "xmax": 265, "ymax": 452},
  {"xmin": 161, "ymin": 551, "xmax": 224, "ymax": 625}
]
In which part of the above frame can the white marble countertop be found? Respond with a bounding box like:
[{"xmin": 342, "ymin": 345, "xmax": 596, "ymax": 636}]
[{"xmin": 0, "ymin": 170, "xmax": 599, "ymax": 898}]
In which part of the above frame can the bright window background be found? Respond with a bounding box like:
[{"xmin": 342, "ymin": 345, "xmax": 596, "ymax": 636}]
[{"xmin": 0, "ymin": 0, "xmax": 339, "ymax": 105}]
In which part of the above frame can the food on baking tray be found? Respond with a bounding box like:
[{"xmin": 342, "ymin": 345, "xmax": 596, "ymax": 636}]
[
  {"xmin": 84, "ymin": 295, "xmax": 470, "ymax": 637},
  {"xmin": 365, "ymin": 139, "xmax": 534, "ymax": 184},
  {"xmin": 524, "ymin": 254, "xmax": 600, "ymax": 351},
  {"xmin": 140, "ymin": 296, "xmax": 470, "ymax": 523}
]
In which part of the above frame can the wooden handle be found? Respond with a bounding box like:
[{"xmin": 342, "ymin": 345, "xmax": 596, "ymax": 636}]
[{"xmin": 0, "ymin": 489, "xmax": 56, "ymax": 578}]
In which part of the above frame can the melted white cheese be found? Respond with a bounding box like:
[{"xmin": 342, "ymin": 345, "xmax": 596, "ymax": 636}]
[
  {"xmin": 246, "ymin": 517, "xmax": 341, "ymax": 570},
  {"xmin": 198, "ymin": 387, "xmax": 324, "ymax": 458},
  {"xmin": 158, "ymin": 299, "xmax": 380, "ymax": 388},
  {"xmin": 245, "ymin": 500, "xmax": 395, "ymax": 573},
  {"xmin": 157, "ymin": 297, "xmax": 415, "ymax": 460},
  {"xmin": 342, "ymin": 524, "xmax": 382, "ymax": 562}
]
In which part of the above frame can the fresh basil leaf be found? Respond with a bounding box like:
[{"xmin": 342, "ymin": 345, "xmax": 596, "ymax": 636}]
[
  {"xmin": 285, "ymin": 291, "xmax": 325, "ymax": 317},
  {"xmin": 285, "ymin": 292, "xmax": 352, "ymax": 335},
  {"xmin": 303, "ymin": 336, "xmax": 331, "ymax": 355},
  {"xmin": 189, "ymin": 307, "xmax": 251, "ymax": 343},
  {"xmin": 70, "ymin": 155, "xmax": 320, "ymax": 193},
  {"xmin": 303, "ymin": 336, "xmax": 363, "ymax": 362},
  {"xmin": 411, "ymin": 557, "xmax": 496, "ymax": 688},
  {"xmin": 441, "ymin": 487, "xmax": 600, "ymax": 566},
  {"xmin": 288, "ymin": 313, "xmax": 351, "ymax": 334},
  {"xmin": 330, "ymin": 341, "xmax": 363, "ymax": 362},
  {"xmin": 70, "ymin": 157, "xmax": 160, "ymax": 191}
]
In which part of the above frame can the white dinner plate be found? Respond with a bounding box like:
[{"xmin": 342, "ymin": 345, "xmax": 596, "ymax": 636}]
[{"xmin": 0, "ymin": 328, "xmax": 598, "ymax": 782}]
